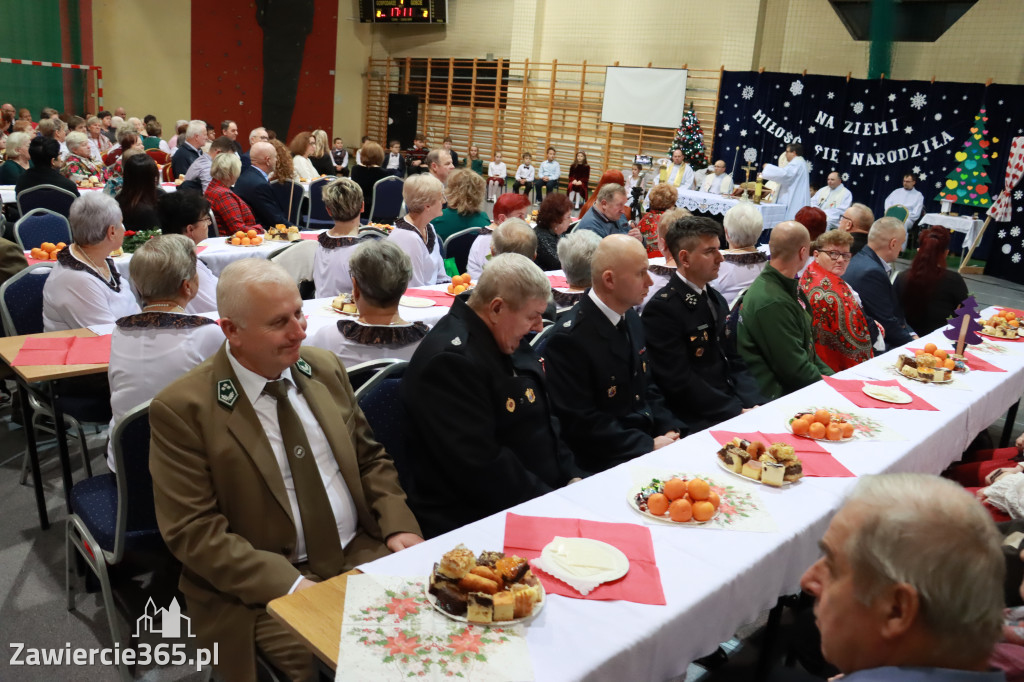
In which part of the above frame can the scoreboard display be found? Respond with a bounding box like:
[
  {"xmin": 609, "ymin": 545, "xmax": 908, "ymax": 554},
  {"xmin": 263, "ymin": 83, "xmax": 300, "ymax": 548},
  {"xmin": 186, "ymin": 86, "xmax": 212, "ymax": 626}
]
[{"xmin": 359, "ymin": 0, "xmax": 448, "ymax": 24}]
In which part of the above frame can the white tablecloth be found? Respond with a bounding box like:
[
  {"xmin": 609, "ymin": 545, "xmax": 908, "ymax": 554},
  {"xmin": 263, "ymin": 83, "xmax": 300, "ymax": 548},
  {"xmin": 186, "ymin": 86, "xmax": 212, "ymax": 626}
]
[
  {"xmin": 357, "ymin": 313, "xmax": 1024, "ymax": 682},
  {"xmin": 1, "ymin": 182, "xmax": 179, "ymax": 205},
  {"xmin": 920, "ymin": 213, "xmax": 984, "ymax": 252},
  {"xmin": 675, "ymin": 188, "xmax": 788, "ymax": 230}
]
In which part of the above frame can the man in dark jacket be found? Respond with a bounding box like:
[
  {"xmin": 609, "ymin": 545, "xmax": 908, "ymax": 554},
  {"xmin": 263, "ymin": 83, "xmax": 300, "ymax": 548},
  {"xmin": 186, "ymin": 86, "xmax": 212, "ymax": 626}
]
[
  {"xmin": 402, "ymin": 253, "xmax": 582, "ymax": 538},
  {"xmin": 231, "ymin": 141, "xmax": 289, "ymax": 229},
  {"xmin": 642, "ymin": 215, "xmax": 763, "ymax": 430},
  {"xmin": 844, "ymin": 216, "xmax": 915, "ymax": 351},
  {"xmin": 544, "ymin": 234, "xmax": 685, "ymax": 473}
]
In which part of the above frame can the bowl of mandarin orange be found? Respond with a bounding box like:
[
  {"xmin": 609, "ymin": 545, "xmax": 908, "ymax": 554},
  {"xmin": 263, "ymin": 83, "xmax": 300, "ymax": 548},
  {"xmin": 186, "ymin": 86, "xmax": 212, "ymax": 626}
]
[
  {"xmin": 29, "ymin": 241, "xmax": 66, "ymax": 261},
  {"xmin": 789, "ymin": 409, "xmax": 856, "ymax": 442},
  {"xmin": 446, "ymin": 273, "xmax": 473, "ymax": 296},
  {"xmin": 227, "ymin": 229, "xmax": 264, "ymax": 247},
  {"xmin": 630, "ymin": 475, "xmax": 721, "ymax": 525}
]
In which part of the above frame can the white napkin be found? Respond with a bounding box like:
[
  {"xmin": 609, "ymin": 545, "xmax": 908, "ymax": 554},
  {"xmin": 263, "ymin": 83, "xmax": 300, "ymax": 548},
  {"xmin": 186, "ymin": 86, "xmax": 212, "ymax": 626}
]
[{"xmin": 531, "ymin": 537, "xmax": 628, "ymax": 596}]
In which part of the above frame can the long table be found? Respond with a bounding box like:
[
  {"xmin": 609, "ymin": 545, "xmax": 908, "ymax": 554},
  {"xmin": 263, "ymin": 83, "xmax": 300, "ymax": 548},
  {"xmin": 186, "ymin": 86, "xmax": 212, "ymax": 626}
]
[
  {"xmin": 675, "ymin": 188, "xmax": 789, "ymax": 230},
  {"xmin": 267, "ymin": 315, "xmax": 1024, "ymax": 680}
]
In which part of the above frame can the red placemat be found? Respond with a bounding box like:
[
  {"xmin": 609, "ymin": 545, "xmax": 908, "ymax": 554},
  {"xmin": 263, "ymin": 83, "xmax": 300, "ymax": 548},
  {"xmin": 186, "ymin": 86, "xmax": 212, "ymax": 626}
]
[
  {"xmin": 299, "ymin": 232, "xmax": 320, "ymax": 241},
  {"xmin": 547, "ymin": 274, "xmax": 568, "ymax": 289},
  {"xmin": 503, "ymin": 513, "xmax": 665, "ymax": 605},
  {"xmin": 709, "ymin": 430, "xmax": 855, "ymax": 477},
  {"xmin": 65, "ymin": 335, "xmax": 112, "ymax": 364},
  {"xmin": 823, "ymin": 376, "xmax": 938, "ymax": 411},
  {"xmin": 909, "ymin": 348, "xmax": 1007, "ymax": 373},
  {"xmin": 404, "ymin": 288, "xmax": 453, "ymax": 307},
  {"xmin": 11, "ymin": 335, "xmax": 112, "ymax": 367}
]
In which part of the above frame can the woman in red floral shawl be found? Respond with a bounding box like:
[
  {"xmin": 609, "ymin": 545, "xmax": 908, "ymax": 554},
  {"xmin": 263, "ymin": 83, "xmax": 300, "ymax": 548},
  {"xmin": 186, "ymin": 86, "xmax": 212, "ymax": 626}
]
[{"xmin": 799, "ymin": 229, "xmax": 873, "ymax": 371}]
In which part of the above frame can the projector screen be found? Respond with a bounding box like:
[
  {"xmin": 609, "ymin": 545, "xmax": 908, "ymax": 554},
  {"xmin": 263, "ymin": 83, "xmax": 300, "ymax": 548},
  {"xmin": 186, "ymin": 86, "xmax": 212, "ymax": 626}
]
[{"xmin": 601, "ymin": 67, "xmax": 688, "ymax": 128}]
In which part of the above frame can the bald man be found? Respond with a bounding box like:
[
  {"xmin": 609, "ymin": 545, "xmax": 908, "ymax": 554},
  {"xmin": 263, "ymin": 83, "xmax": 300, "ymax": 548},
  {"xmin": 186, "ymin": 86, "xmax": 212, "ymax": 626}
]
[
  {"xmin": 844, "ymin": 217, "xmax": 916, "ymax": 351},
  {"xmin": 840, "ymin": 202, "xmax": 874, "ymax": 255},
  {"xmin": 738, "ymin": 221, "xmax": 833, "ymax": 399},
  {"xmin": 232, "ymin": 141, "xmax": 289, "ymax": 229},
  {"xmin": 544, "ymin": 234, "xmax": 685, "ymax": 473},
  {"xmin": 699, "ymin": 159, "xmax": 735, "ymax": 194},
  {"xmin": 811, "ymin": 171, "xmax": 852, "ymax": 230}
]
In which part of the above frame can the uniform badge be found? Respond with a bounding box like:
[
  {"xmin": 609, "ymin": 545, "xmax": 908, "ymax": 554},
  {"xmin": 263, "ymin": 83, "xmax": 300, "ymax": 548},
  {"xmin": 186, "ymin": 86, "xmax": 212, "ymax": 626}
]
[
  {"xmin": 451, "ymin": 337, "xmax": 462, "ymax": 346},
  {"xmin": 608, "ymin": 385, "xmax": 617, "ymax": 398},
  {"xmin": 696, "ymin": 348, "xmax": 705, "ymax": 357},
  {"xmin": 562, "ymin": 320, "xmax": 572, "ymax": 328},
  {"xmin": 506, "ymin": 397, "xmax": 516, "ymax": 413},
  {"xmin": 525, "ymin": 388, "xmax": 536, "ymax": 403},
  {"xmin": 295, "ymin": 358, "xmax": 312, "ymax": 377},
  {"xmin": 642, "ymin": 361, "xmax": 647, "ymax": 373},
  {"xmin": 217, "ymin": 379, "xmax": 238, "ymax": 408},
  {"xmin": 660, "ymin": 292, "xmax": 669, "ymax": 298},
  {"xmin": 684, "ymin": 292, "xmax": 699, "ymax": 307}
]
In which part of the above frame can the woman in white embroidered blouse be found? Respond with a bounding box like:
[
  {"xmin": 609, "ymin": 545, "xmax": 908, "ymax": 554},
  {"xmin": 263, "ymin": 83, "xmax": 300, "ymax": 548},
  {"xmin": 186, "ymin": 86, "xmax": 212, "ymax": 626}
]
[
  {"xmin": 289, "ymin": 130, "xmax": 320, "ymax": 181},
  {"xmin": 107, "ymin": 234, "xmax": 224, "ymax": 470},
  {"xmin": 307, "ymin": 239, "xmax": 429, "ymax": 367},
  {"xmin": 42, "ymin": 192, "xmax": 141, "ymax": 331},
  {"xmin": 314, "ymin": 177, "xmax": 375, "ymax": 298},
  {"xmin": 387, "ymin": 174, "xmax": 448, "ymax": 287}
]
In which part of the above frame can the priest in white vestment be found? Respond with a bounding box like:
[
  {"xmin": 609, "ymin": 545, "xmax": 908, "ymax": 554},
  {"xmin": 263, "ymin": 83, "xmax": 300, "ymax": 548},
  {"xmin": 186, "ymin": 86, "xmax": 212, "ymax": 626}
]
[
  {"xmin": 811, "ymin": 171, "xmax": 853, "ymax": 230},
  {"xmin": 648, "ymin": 149, "xmax": 695, "ymax": 209},
  {"xmin": 884, "ymin": 173, "xmax": 925, "ymax": 224},
  {"xmin": 699, "ymin": 159, "xmax": 735, "ymax": 194},
  {"xmin": 761, "ymin": 143, "xmax": 810, "ymax": 222}
]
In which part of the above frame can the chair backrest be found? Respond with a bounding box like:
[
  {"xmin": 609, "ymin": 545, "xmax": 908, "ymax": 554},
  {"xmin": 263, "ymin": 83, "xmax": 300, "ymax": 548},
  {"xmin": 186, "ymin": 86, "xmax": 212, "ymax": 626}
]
[
  {"xmin": 723, "ymin": 289, "xmax": 747, "ymax": 358},
  {"xmin": 358, "ymin": 226, "xmax": 390, "ymax": 239},
  {"xmin": 0, "ymin": 263, "xmax": 52, "ymax": 336},
  {"xmin": 113, "ymin": 402, "xmax": 160, "ymax": 560},
  {"xmin": 355, "ymin": 362, "xmax": 415, "ymax": 493},
  {"xmin": 442, "ymin": 227, "xmax": 482, "ymax": 274},
  {"xmin": 146, "ymin": 149, "xmax": 170, "ymax": 165},
  {"xmin": 160, "ymin": 163, "xmax": 175, "ymax": 183},
  {"xmin": 14, "ymin": 208, "xmax": 72, "ymax": 250},
  {"xmin": 884, "ymin": 204, "xmax": 910, "ymax": 225},
  {"xmin": 347, "ymin": 358, "xmax": 401, "ymax": 392},
  {"xmin": 267, "ymin": 239, "xmax": 317, "ymax": 284},
  {"xmin": 269, "ymin": 180, "xmax": 309, "ymax": 227},
  {"xmin": 529, "ymin": 321, "xmax": 557, "ymax": 354},
  {"xmin": 17, "ymin": 184, "xmax": 78, "ymax": 219},
  {"xmin": 368, "ymin": 176, "xmax": 404, "ymax": 224},
  {"xmin": 306, "ymin": 177, "xmax": 334, "ymax": 228}
]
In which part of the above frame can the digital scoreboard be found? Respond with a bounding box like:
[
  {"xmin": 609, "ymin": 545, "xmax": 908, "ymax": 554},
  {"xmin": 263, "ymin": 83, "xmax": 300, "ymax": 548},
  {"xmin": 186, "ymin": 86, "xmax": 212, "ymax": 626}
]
[{"xmin": 359, "ymin": 0, "xmax": 448, "ymax": 24}]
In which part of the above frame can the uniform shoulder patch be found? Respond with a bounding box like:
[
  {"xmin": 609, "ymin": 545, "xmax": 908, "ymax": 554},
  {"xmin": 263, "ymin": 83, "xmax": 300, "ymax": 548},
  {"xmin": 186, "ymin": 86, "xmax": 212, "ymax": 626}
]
[
  {"xmin": 217, "ymin": 379, "xmax": 238, "ymax": 409},
  {"xmin": 295, "ymin": 357, "xmax": 312, "ymax": 377}
]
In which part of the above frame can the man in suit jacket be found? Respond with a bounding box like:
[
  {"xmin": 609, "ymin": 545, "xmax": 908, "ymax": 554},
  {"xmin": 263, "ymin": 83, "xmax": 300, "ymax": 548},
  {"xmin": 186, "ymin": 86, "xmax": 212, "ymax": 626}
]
[
  {"xmin": 150, "ymin": 259, "xmax": 422, "ymax": 682},
  {"xmin": 383, "ymin": 140, "xmax": 407, "ymax": 177},
  {"xmin": 170, "ymin": 120, "xmax": 207, "ymax": 179},
  {"xmin": 402, "ymin": 254, "xmax": 582, "ymax": 538},
  {"xmin": 643, "ymin": 215, "xmax": 763, "ymax": 431},
  {"xmin": 232, "ymin": 141, "xmax": 290, "ymax": 229},
  {"xmin": 544, "ymin": 234, "xmax": 685, "ymax": 473},
  {"xmin": 843, "ymin": 216, "xmax": 916, "ymax": 351}
]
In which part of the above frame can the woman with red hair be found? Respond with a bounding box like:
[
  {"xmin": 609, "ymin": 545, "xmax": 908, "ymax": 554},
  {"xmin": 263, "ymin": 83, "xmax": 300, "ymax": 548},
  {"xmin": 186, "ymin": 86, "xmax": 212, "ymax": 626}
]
[
  {"xmin": 894, "ymin": 226, "xmax": 968, "ymax": 335},
  {"xmin": 578, "ymin": 169, "xmax": 625, "ymax": 220}
]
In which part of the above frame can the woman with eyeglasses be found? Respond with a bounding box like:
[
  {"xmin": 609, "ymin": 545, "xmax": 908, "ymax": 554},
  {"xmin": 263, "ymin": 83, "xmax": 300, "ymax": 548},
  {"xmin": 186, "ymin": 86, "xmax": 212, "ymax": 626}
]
[{"xmin": 799, "ymin": 228, "xmax": 874, "ymax": 371}]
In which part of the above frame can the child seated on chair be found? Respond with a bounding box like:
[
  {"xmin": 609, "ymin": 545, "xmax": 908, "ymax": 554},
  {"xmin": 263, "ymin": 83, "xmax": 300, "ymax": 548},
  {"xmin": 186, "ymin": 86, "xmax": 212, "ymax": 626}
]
[
  {"xmin": 513, "ymin": 153, "xmax": 535, "ymax": 200},
  {"xmin": 487, "ymin": 151, "xmax": 507, "ymax": 202}
]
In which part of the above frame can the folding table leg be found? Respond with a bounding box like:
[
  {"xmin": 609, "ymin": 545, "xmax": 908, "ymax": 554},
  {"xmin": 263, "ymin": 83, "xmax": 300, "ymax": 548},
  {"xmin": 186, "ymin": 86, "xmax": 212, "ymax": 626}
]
[
  {"xmin": 49, "ymin": 379, "xmax": 76, "ymax": 513},
  {"xmin": 1002, "ymin": 399, "xmax": 1021, "ymax": 448},
  {"xmin": 754, "ymin": 597, "xmax": 785, "ymax": 681},
  {"xmin": 18, "ymin": 382, "xmax": 49, "ymax": 529}
]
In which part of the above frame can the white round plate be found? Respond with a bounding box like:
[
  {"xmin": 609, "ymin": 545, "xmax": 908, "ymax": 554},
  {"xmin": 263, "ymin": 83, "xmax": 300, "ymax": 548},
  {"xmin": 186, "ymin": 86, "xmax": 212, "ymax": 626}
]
[
  {"xmin": 897, "ymin": 371, "xmax": 953, "ymax": 384},
  {"xmin": 538, "ymin": 537, "xmax": 629, "ymax": 587},
  {"xmin": 627, "ymin": 481, "xmax": 721, "ymax": 526},
  {"xmin": 424, "ymin": 579, "xmax": 544, "ymax": 625},
  {"xmin": 399, "ymin": 295, "xmax": 435, "ymax": 308},
  {"xmin": 786, "ymin": 418, "xmax": 855, "ymax": 442},
  {"xmin": 978, "ymin": 330, "xmax": 1019, "ymax": 341},
  {"xmin": 861, "ymin": 384, "xmax": 912, "ymax": 404},
  {"xmin": 715, "ymin": 459, "xmax": 794, "ymax": 487}
]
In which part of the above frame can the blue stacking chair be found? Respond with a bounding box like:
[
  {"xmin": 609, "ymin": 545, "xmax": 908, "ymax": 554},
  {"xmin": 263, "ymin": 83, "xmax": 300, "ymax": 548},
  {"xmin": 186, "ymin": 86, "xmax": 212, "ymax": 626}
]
[
  {"xmin": 368, "ymin": 176, "xmax": 404, "ymax": 224},
  {"xmin": 442, "ymin": 227, "xmax": 481, "ymax": 275},
  {"xmin": 306, "ymin": 177, "xmax": 335, "ymax": 230},
  {"xmin": 355, "ymin": 362, "xmax": 415, "ymax": 494},
  {"xmin": 346, "ymin": 359, "xmax": 401, "ymax": 393},
  {"xmin": 66, "ymin": 403, "xmax": 161, "ymax": 682},
  {"xmin": 14, "ymin": 208, "xmax": 72, "ymax": 251},
  {"xmin": 16, "ymin": 184, "xmax": 77, "ymax": 219}
]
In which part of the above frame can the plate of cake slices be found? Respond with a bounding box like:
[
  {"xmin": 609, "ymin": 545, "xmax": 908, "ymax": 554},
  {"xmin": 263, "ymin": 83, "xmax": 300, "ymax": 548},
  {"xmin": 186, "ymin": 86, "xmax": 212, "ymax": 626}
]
[
  {"xmin": 426, "ymin": 545, "xmax": 545, "ymax": 625},
  {"xmin": 894, "ymin": 354, "xmax": 953, "ymax": 383},
  {"xmin": 329, "ymin": 293, "xmax": 358, "ymax": 316},
  {"xmin": 716, "ymin": 438, "xmax": 803, "ymax": 487}
]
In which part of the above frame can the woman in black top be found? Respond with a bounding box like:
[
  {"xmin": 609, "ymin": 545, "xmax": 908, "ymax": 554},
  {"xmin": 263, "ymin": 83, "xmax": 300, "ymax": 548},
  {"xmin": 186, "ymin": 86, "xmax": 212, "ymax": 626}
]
[
  {"xmin": 116, "ymin": 153, "xmax": 164, "ymax": 231},
  {"xmin": 894, "ymin": 226, "xmax": 969, "ymax": 336},
  {"xmin": 534, "ymin": 192, "xmax": 573, "ymax": 271},
  {"xmin": 15, "ymin": 136, "xmax": 80, "ymax": 197},
  {"xmin": 309, "ymin": 129, "xmax": 337, "ymax": 177},
  {"xmin": 350, "ymin": 141, "xmax": 393, "ymax": 222}
]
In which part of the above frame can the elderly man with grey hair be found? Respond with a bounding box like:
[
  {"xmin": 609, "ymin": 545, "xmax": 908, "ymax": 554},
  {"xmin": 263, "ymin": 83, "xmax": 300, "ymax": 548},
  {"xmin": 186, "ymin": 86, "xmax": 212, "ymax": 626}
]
[
  {"xmin": 42, "ymin": 192, "xmax": 140, "ymax": 331},
  {"xmin": 402, "ymin": 252, "xmax": 583, "ymax": 537},
  {"xmin": 308, "ymin": 239, "xmax": 429, "ymax": 366},
  {"xmin": 576, "ymin": 183, "xmax": 643, "ymax": 241},
  {"xmin": 552, "ymin": 228, "xmax": 601, "ymax": 309},
  {"xmin": 150, "ymin": 257, "xmax": 422, "ymax": 682},
  {"xmin": 843, "ymin": 216, "xmax": 915, "ymax": 351},
  {"xmin": 107, "ymin": 234, "xmax": 224, "ymax": 471},
  {"xmin": 425, "ymin": 147, "xmax": 455, "ymax": 187},
  {"xmin": 801, "ymin": 473, "xmax": 1005, "ymax": 680},
  {"xmin": 489, "ymin": 217, "xmax": 537, "ymax": 260},
  {"xmin": 171, "ymin": 119, "xmax": 208, "ymax": 178},
  {"xmin": 841, "ymin": 202, "xmax": 875, "ymax": 255}
]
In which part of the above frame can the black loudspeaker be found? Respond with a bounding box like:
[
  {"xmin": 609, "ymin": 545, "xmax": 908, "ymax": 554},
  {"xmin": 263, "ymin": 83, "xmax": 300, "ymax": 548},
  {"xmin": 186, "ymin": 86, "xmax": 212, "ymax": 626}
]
[{"xmin": 387, "ymin": 94, "xmax": 419, "ymax": 148}]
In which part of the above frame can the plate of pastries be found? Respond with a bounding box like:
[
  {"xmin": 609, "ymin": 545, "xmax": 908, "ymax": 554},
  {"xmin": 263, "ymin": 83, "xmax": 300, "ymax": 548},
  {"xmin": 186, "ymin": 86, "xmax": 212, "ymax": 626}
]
[{"xmin": 426, "ymin": 545, "xmax": 545, "ymax": 624}]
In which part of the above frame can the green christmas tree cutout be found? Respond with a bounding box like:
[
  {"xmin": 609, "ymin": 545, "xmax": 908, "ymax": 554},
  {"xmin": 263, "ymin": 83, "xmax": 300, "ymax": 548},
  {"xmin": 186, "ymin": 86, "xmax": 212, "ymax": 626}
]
[
  {"xmin": 935, "ymin": 109, "xmax": 1000, "ymax": 208},
  {"xmin": 669, "ymin": 103, "xmax": 707, "ymax": 167}
]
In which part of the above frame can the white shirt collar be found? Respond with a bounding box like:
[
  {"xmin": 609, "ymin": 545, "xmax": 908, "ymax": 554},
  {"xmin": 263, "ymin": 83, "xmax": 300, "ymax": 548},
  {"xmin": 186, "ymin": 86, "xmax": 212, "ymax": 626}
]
[
  {"xmin": 675, "ymin": 271, "xmax": 705, "ymax": 294},
  {"xmin": 587, "ymin": 288, "xmax": 622, "ymax": 327},
  {"xmin": 226, "ymin": 344, "xmax": 292, "ymax": 405}
]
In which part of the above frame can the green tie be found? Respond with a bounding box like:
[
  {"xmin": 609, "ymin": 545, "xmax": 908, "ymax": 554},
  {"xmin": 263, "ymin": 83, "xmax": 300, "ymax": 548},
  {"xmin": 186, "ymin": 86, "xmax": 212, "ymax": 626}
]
[{"xmin": 262, "ymin": 379, "xmax": 345, "ymax": 579}]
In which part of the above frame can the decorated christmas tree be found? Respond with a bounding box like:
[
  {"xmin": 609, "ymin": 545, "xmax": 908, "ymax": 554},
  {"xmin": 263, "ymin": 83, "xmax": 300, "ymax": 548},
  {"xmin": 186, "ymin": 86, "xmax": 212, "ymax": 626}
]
[
  {"xmin": 935, "ymin": 109, "xmax": 999, "ymax": 209},
  {"xmin": 943, "ymin": 295, "xmax": 983, "ymax": 355},
  {"xmin": 669, "ymin": 104, "xmax": 706, "ymax": 167}
]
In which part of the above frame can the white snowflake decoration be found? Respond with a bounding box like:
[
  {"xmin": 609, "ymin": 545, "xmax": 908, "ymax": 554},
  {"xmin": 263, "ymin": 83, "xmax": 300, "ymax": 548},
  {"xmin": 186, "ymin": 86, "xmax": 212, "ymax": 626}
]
[
  {"xmin": 999, "ymin": 229, "xmax": 1007, "ymax": 239},
  {"xmin": 1004, "ymin": 244, "xmax": 1013, "ymax": 255},
  {"xmin": 1015, "ymin": 190, "xmax": 1022, "ymax": 200},
  {"xmin": 790, "ymin": 80, "xmax": 804, "ymax": 96},
  {"xmin": 783, "ymin": 102, "xmax": 790, "ymax": 108},
  {"xmin": 807, "ymin": 161, "xmax": 814, "ymax": 173},
  {"xmin": 1014, "ymin": 253, "xmax": 1021, "ymax": 264},
  {"xmin": 827, "ymin": 92, "xmax": 835, "ymax": 100},
  {"xmin": 841, "ymin": 172, "xmax": 850, "ymax": 182},
  {"xmin": 743, "ymin": 148, "xmax": 757, "ymax": 163},
  {"xmin": 918, "ymin": 173, "xmax": 927, "ymax": 181},
  {"xmin": 740, "ymin": 129, "xmax": 748, "ymax": 137},
  {"xmin": 934, "ymin": 113, "xmax": 943, "ymax": 121},
  {"xmin": 912, "ymin": 166, "xmax": 921, "ymax": 174},
  {"xmin": 910, "ymin": 93, "xmax": 927, "ymax": 109},
  {"xmin": 904, "ymin": 126, "xmax": 914, "ymax": 135},
  {"xmin": 884, "ymin": 175, "xmax": 890, "ymax": 182},
  {"xmin": 807, "ymin": 125, "xmax": 817, "ymax": 134},
  {"xmin": 935, "ymin": 182, "xmax": 942, "ymax": 189},
  {"xmin": 1012, "ymin": 227, "xmax": 1021, "ymax": 238},
  {"xmin": 887, "ymin": 94, "xmax": 896, "ymax": 102},
  {"xmin": 741, "ymin": 86, "xmax": 755, "ymax": 100},
  {"xmin": 852, "ymin": 102, "xmax": 865, "ymax": 115},
  {"xmin": 723, "ymin": 124, "xmax": 730, "ymax": 131}
]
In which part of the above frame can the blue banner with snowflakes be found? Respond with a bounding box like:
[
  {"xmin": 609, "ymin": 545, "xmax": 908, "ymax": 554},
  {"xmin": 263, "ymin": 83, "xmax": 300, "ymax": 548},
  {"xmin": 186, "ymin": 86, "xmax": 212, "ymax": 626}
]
[{"xmin": 711, "ymin": 71, "xmax": 1024, "ymax": 282}]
